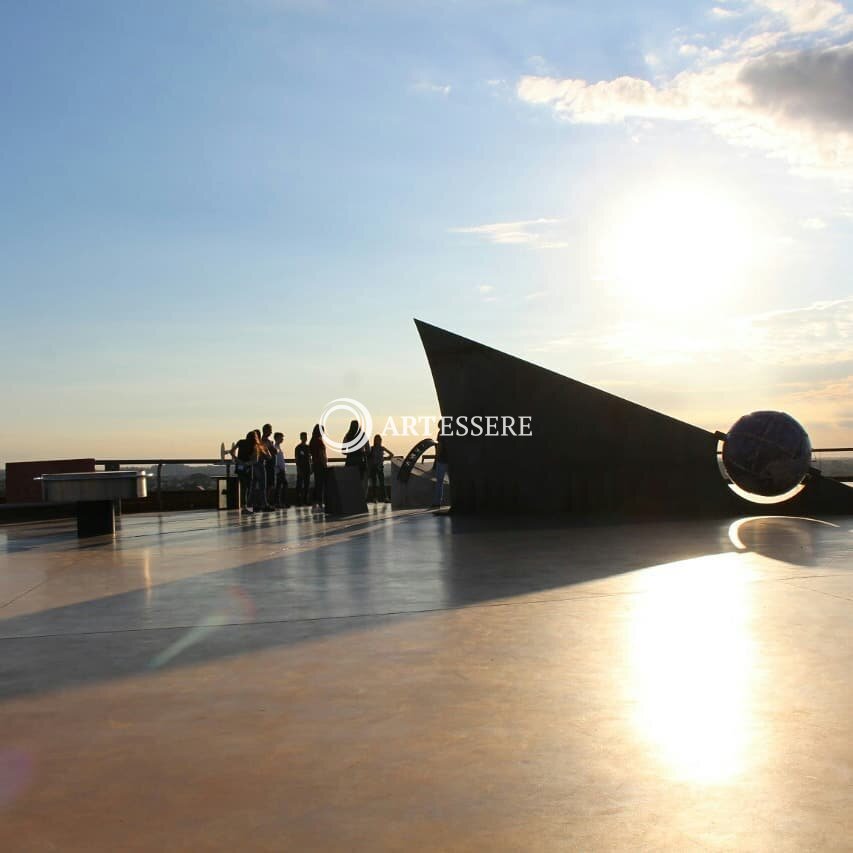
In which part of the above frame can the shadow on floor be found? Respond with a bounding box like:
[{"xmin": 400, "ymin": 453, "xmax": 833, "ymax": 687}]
[{"xmin": 0, "ymin": 513, "xmax": 841, "ymax": 701}]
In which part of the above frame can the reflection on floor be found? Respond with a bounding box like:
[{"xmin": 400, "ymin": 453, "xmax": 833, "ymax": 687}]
[{"xmin": 0, "ymin": 507, "xmax": 850, "ymax": 850}]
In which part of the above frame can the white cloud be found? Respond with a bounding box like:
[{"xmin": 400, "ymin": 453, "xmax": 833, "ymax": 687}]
[
  {"xmin": 800, "ymin": 216, "xmax": 829, "ymax": 228},
  {"xmin": 744, "ymin": 296, "xmax": 853, "ymax": 365},
  {"xmin": 516, "ymin": 7, "xmax": 853, "ymax": 180},
  {"xmin": 527, "ymin": 55, "xmax": 551, "ymax": 74},
  {"xmin": 532, "ymin": 296, "xmax": 853, "ymax": 369},
  {"xmin": 727, "ymin": 31, "xmax": 785, "ymax": 57},
  {"xmin": 412, "ymin": 80, "xmax": 451, "ymax": 96},
  {"xmin": 450, "ymin": 218, "xmax": 569, "ymax": 249},
  {"xmin": 753, "ymin": 0, "xmax": 846, "ymax": 34},
  {"xmin": 711, "ymin": 5, "xmax": 740, "ymax": 19},
  {"xmin": 530, "ymin": 296, "xmax": 853, "ymax": 440},
  {"xmin": 475, "ymin": 284, "xmax": 499, "ymax": 303}
]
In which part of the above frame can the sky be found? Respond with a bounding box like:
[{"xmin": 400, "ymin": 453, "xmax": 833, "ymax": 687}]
[{"xmin": 1, "ymin": 0, "xmax": 852, "ymax": 461}]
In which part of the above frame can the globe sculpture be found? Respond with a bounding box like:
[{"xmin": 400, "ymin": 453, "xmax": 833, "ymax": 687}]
[{"xmin": 722, "ymin": 411, "xmax": 812, "ymax": 497}]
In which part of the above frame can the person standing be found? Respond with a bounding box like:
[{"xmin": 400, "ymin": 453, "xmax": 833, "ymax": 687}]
[
  {"xmin": 309, "ymin": 424, "xmax": 327, "ymax": 512},
  {"xmin": 234, "ymin": 430, "xmax": 261, "ymax": 513},
  {"xmin": 343, "ymin": 419, "xmax": 368, "ymax": 493},
  {"xmin": 252, "ymin": 428, "xmax": 272, "ymax": 511},
  {"xmin": 432, "ymin": 432, "xmax": 449, "ymax": 508},
  {"xmin": 261, "ymin": 424, "xmax": 276, "ymax": 511},
  {"xmin": 273, "ymin": 432, "xmax": 289, "ymax": 509},
  {"xmin": 367, "ymin": 434, "xmax": 387, "ymax": 503},
  {"xmin": 294, "ymin": 431, "xmax": 312, "ymax": 506}
]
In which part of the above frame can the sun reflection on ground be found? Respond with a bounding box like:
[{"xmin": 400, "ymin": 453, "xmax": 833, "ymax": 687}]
[{"xmin": 626, "ymin": 553, "xmax": 756, "ymax": 784}]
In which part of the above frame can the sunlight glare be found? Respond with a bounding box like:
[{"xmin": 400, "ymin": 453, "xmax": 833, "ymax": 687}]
[
  {"xmin": 626, "ymin": 553, "xmax": 756, "ymax": 784},
  {"xmin": 596, "ymin": 182, "xmax": 759, "ymax": 316}
]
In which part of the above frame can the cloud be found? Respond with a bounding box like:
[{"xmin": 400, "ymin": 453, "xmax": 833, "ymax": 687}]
[
  {"xmin": 784, "ymin": 374, "xmax": 853, "ymax": 403},
  {"xmin": 711, "ymin": 5, "xmax": 740, "ymax": 19},
  {"xmin": 532, "ymin": 296, "xmax": 853, "ymax": 370},
  {"xmin": 739, "ymin": 45, "xmax": 853, "ymax": 131},
  {"xmin": 412, "ymin": 81, "xmax": 451, "ymax": 96},
  {"xmin": 530, "ymin": 295, "xmax": 853, "ymax": 440},
  {"xmin": 753, "ymin": 0, "xmax": 847, "ymax": 33},
  {"xmin": 744, "ymin": 296, "xmax": 853, "ymax": 365},
  {"xmin": 474, "ymin": 284, "xmax": 499, "ymax": 303},
  {"xmin": 800, "ymin": 216, "xmax": 828, "ymax": 228},
  {"xmin": 450, "ymin": 218, "xmax": 569, "ymax": 249},
  {"xmin": 516, "ymin": 5, "xmax": 853, "ymax": 179},
  {"xmin": 527, "ymin": 55, "xmax": 552, "ymax": 74},
  {"xmin": 777, "ymin": 372, "xmax": 853, "ymax": 440}
]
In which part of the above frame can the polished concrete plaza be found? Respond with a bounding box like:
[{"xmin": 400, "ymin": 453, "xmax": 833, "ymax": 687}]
[{"xmin": 0, "ymin": 507, "xmax": 851, "ymax": 850}]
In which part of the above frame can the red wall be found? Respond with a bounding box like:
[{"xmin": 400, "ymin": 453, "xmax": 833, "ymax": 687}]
[{"xmin": 5, "ymin": 459, "xmax": 96, "ymax": 503}]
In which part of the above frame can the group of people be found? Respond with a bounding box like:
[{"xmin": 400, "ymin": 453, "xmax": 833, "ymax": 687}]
[
  {"xmin": 342, "ymin": 420, "xmax": 391, "ymax": 505},
  {"xmin": 230, "ymin": 422, "xmax": 391, "ymax": 514}
]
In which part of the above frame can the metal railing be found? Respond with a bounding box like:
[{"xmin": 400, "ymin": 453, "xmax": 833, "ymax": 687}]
[
  {"xmin": 48, "ymin": 442, "xmax": 846, "ymax": 513},
  {"xmin": 93, "ymin": 454, "xmax": 414, "ymax": 511}
]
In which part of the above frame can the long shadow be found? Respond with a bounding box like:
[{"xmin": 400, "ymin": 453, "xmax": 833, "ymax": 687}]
[{"xmin": 0, "ymin": 513, "xmax": 842, "ymax": 701}]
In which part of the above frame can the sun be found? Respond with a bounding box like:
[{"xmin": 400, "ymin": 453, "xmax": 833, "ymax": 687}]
[{"xmin": 595, "ymin": 181, "xmax": 759, "ymax": 316}]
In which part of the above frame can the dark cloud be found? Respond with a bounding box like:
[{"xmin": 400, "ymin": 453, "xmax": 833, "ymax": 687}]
[{"xmin": 740, "ymin": 44, "xmax": 853, "ymax": 130}]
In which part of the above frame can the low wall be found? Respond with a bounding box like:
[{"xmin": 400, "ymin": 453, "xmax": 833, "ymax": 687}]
[
  {"xmin": 122, "ymin": 491, "xmax": 218, "ymax": 513},
  {"xmin": 6, "ymin": 459, "xmax": 96, "ymax": 503},
  {"xmin": 0, "ymin": 490, "xmax": 217, "ymax": 524}
]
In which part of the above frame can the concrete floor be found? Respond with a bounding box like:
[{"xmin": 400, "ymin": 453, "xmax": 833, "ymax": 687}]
[{"xmin": 0, "ymin": 507, "xmax": 850, "ymax": 851}]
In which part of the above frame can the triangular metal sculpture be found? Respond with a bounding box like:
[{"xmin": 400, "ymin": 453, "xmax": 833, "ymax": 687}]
[{"xmin": 415, "ymin": 319, "xmax": 853, "ymax": 517}]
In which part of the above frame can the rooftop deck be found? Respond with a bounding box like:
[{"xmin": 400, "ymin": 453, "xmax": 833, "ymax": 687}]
[{"xmin": 0, "ymin": 507, "xmax": 850, "ymax": 850}]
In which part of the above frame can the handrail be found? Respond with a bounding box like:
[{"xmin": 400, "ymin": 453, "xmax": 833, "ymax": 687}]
[
  {"xmin": 91, "ymin": 456, "xmax": 413, "ymax": 511},
  {"xmin": 93, "ymin": 455, "xmax": 422, "ymax": 467},
  {"xmin": 84, "ymin": 448, "xmax": 853, "ymax": 496},
  {"xmin": 95, "ymin": 457, "xmax": 356, "ymax": 467},
  {"xmin": 95, "ymin": 457, "xmax": 350, "ymax": 511}
]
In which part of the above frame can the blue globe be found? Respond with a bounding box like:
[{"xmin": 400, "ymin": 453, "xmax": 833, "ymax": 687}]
[{"xmin": 722, "ymin": 411, "xmax": 812, "ymax": 497}]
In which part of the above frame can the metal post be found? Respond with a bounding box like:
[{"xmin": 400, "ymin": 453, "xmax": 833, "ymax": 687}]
[
  {"xmin": 104, "ymin": 462, "xmax": 122, "ymax": 515},
  {"xmin": 157, "ymin": 463, "xmax": 163, "ymax": 512}
]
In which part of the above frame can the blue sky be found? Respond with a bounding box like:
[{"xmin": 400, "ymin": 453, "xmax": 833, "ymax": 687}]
[{"xmin": 2, "ymin": 0, "xmax": 852, "ymax": 460}]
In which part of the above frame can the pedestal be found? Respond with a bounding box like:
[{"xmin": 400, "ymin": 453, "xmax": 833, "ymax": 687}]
[{"xmin": 76, "ymin": 500, "xmax": 115, "ymax": 538}]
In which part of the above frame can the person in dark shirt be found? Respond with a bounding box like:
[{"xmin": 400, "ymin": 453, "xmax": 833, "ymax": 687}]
[
  {"xmin": 309, "ymin": 424, "xmax": 327, "ymax": 512},
  {"xmin": 432, "ymin": 432, "xmax": 449, "ymax": 508},
  {"xmin": 234, "ymin": 431, "xmax": 258, "ymax": 513},
  {"xmin": 273, "ymin": 431, "xmax": 289, "ymax": 509},
  {"xmin": 235, "ymin": 430, "xmax": 268, "ymax": 513},
  {"xmin": 367, "ymin": 434, "xmax": 387, "ymax": 503},
  {"xmin": 294, "ymin": 431, "xmax": 312, "ymax": 506},
  {"xmin": 343, "ymin": 419, "xmax": 368, "ymax": 493},
  {"xmin": 261, "ymin": 424, "xmax": 276, "ymax": 511}
]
